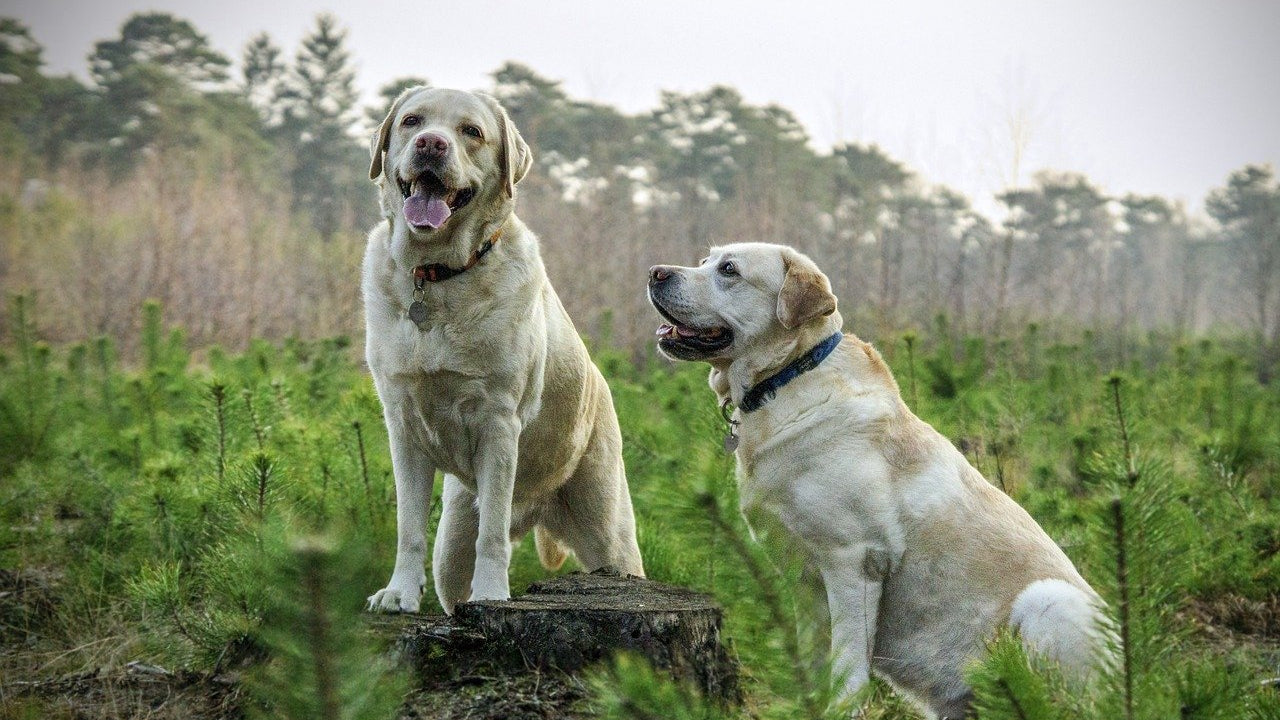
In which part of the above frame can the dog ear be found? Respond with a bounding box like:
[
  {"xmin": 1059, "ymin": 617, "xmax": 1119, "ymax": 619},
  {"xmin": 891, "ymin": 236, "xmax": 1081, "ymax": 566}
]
[
  {"xmin": 368, "ymin": 85, "xmax": 426, "ymax": 181},
  {"xmin": 776, "ymin": 250, "xmax": 837, "ymax": 330},
  {"xmin": 479, "ymin": 93, "xmax": 532, "ymax": 198}
]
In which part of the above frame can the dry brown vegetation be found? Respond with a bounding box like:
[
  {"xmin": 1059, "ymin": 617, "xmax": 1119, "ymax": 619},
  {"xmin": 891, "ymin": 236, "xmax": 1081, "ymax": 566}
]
[{"xmin": 2, "ymin": 154, "xmax": 365, "ymax": 357}]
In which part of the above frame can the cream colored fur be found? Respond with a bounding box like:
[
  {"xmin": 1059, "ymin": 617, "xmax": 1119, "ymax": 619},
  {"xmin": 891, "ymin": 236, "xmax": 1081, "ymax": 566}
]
[
  {"xmin": 363, "ymin": 87, "xmax": 642, "ymax": 614},
  {"xmin": 648, "ymin": 242, "xmax": 1111, "ymax": 718}
]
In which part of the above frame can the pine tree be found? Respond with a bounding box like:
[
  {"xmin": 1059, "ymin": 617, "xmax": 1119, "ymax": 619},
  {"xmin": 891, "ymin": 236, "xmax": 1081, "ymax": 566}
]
[
  {"xmin": 996, "ymin": 172, "xmax": 1117, "ymax": 320},
  {"xmin": 242, "ymin": 32, "xmax": 286, "ymax": 127},
  {"xmin": 247, "ymin": 533, "xmax": 407, "ymax": 720},
  {"xmin": 0, "ymin": 18, "xmax": 44, "ymax": 154},
  {"xmin": 83, "ymin": 12, "xmax": 233, "ymax": 171},
  {"xmin": 1207, "ymin": 165, "xmax": 1280, "ymax": 383},
  {"xmin": 88, "ymin": 12, "xmax": 229, "ymax": 91},
  {"xmin": 276, "ymin": 14, "xmax": 362, "ymax": 241}
]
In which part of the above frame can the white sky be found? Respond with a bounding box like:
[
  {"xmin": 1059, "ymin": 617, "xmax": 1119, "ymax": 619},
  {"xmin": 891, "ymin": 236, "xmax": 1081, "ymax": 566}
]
[{"xmin": 9, "ymin": 0, "xmax": 1280, "ymax": 218}]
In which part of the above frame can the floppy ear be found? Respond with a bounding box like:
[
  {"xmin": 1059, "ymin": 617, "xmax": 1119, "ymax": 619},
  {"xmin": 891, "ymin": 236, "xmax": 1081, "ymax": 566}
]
[
  {"xmin": 368, "ymin": 86, "xmax": 426, "ymax": 181},
  {"xmin": 776, "ymin": 250, "xmax": 837, "ymax": 330},
  {"xmin": 479, "ymin": 93, "xmax": 532, "ymax": 198}
]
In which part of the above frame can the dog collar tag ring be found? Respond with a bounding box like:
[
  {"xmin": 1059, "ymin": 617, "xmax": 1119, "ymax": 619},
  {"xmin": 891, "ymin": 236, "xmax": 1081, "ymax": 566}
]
[
  {"xmin": 720, "ymin": 399, "xmax": 740, "ymax": 454},
  {"xmin": 408, "ymin": 272, "xmax": 429, "ymax": 328}
]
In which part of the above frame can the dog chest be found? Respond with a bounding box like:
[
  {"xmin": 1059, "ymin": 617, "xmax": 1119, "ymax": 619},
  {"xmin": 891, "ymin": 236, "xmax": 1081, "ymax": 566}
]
[
  {"xmin": 377, "ymin": 372, "xmax": 503, "ymax": 477},
  {"xmin": 369, "ymin": 305, "xmax": 534, "ymax": 379},
  {"xmin": 738, "ymin": 449, "xmax": 899, "ymax": 557}
]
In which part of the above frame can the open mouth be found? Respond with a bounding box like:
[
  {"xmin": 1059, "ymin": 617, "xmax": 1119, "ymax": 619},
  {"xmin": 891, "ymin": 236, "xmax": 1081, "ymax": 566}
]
[
  {"xmin": 651, "ymin": 299, "xmax": 733, "ymax": 358},
  {"xmin": 398, "ymin": 169, "xmax": 475, "ymax": 230}
]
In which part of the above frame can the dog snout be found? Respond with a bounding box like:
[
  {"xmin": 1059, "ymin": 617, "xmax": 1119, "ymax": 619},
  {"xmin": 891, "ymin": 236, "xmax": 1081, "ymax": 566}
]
[
  {"xmin": 414, "ymin": 132, "xmax": 449, "ymax": 158},
  {"xmin": 649, "ymin": 265, "xmax": 676, "ymax": 287}
]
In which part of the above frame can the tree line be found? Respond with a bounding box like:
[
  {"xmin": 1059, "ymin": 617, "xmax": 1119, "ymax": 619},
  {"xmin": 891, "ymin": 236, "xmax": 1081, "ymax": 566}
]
[{"xmin": 1, "ymin": 12, "xmax": 1277, "ymax": 379}]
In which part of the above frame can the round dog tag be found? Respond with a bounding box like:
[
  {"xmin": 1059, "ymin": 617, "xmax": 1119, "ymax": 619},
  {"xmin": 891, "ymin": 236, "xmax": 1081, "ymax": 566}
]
[
  {"xmin": 723, "ymin": 433, "xmax": 739, "ymax": 453},
  {"xmin": 408, "ymin": 301, "xmax": 429, "ymax": 326}
]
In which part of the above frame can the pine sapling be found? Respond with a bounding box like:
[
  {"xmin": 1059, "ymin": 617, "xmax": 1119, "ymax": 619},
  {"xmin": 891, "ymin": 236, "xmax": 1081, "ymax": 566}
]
[
  {"xmin": 696, "ymin": 491, "xmax": 823, "ymax": 718},
  {"xmin": 996, "ymin": 679, "xmax": 1030, "ymax": 720},
  {"xmin": 243, "ymin": 388, "xmax": 267, "ymax": 451},
  {"xmin": 351, "ymin": 419, "xmax": 373, "ymax": 520},
  {"xmin": 903, "ymin": 331, "xmax": 919, "ymax": 408},
  {"xmin": 210, "ymin": 382, "xmax": 228, "ymax": 485},
  {"xmin": 966, "ymin": 629, "xmax": 1073, "ymax": 719},
  {"xmin": 251, "ymin": 452, "xmax": 275, "ymax": 521},
  {"xmin": 1108, "ymin": 374, "xmax": 1139, "ymax": 488},
  {"xmin": 271, "ymin": 378, "xmax": 292, "ymax": 419},
  {"xmin": 248, "ymin": 533, "xmax": 407, "ymax": 720},
  {"xmin": 1111, "ymin": 498, "xmax": 1135, "ymax": 720},
  {"xmin": 297, "ymin": 540, "xmax": 341, "ymax": 720},
  {"xmin": 95, "ymin": 335, "xmax": 116, "ymax": 422},
  {"xmin": 142, "ymin": 299, "xmax": 164, "ymax": 372}
]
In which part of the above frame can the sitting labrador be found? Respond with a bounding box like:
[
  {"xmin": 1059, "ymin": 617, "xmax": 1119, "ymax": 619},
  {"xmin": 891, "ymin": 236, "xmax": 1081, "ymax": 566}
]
[
  {"xmin": 647, "ymin": 242, "xmax": 1110, "ymax": 718},
  {"xmin": 363, "ymin": 87, "xmax": 643, "ymax": 614}
]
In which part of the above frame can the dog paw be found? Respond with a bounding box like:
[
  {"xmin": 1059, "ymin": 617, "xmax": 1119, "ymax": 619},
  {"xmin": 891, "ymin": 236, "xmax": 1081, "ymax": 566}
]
[
  {"xmin": 468, "ymin": 571, "xmax": 510, "ymax": 603},
  {"xmin": 469, "ymin": 588, "xmax": 511, "ymax": 603},
  {"xmin": 366, "ymin": 578, "xmax": 423, "ymax": 613}
]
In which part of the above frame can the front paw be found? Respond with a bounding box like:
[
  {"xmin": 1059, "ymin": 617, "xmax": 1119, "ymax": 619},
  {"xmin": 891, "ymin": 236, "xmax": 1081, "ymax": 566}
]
[
  {"xmin": 468, "ymin": 587, "xmax": 511, "ymax": 603},
  {"xmin": 468, "ymin": 569, "xmax": 510, "ymax": 603},
  {"xmin": 366, "ymin": 576, "xmax": 424, "ymax": 613}
]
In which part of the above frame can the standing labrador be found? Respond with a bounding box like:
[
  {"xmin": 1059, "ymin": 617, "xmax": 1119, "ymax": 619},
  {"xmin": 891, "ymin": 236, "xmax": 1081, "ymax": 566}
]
[
  {"xmin": 364, "ymin": 87, "xmax": 643, "ymax": 614},
  {"xmin": 648, "ymin": 242, "xmax": 1111, "ymax": 718}
]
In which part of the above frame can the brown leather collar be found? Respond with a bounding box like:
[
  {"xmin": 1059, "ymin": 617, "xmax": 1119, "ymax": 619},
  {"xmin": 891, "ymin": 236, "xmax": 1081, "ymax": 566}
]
[{"xmin": 412, "ymin": 226, "xmax": 503, "ymax": 284}]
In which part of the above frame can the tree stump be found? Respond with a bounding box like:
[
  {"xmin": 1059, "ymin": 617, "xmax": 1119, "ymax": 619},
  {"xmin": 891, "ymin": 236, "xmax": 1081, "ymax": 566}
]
[{"xmin": 379, "ymin": 568, "xmax": 740, "ymax": 719}]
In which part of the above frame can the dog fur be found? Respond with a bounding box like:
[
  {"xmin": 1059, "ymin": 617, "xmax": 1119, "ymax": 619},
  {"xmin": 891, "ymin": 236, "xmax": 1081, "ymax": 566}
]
[
  {"xmin": 363, "ymin": 87, "xmax": 643, "ymax": 614},
  {"xmin": 648, "ymin": 242, "xmax": 1111, "ymax": 718}
]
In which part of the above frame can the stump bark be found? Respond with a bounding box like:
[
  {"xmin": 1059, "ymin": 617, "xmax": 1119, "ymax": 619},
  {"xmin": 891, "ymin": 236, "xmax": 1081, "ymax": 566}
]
[{"xmin": 377, "ymin": 568, "xmax": 740, "ymax": 719}]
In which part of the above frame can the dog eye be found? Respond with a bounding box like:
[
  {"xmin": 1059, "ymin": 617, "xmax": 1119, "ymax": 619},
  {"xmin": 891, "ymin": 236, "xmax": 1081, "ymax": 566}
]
[
  {"xmin": 718, "ymin": 260, "xmax": 738, "ymax": 277},
  {"xmin": 402, "ymin": 114, "xmax": 421, "ymax": 127},
  {"xmin": 461, "ymin": 124, "xmax": 484, "ymax": 139}
]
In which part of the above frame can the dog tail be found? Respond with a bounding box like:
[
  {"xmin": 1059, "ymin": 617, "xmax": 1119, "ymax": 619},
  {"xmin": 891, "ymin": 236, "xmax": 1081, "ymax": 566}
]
[
  {"xmin": 534, "ymin": 525, "xmax": 568, "ymax": 570},
  {"xmin": 1011, "ymin": 578, "xmax": 1116, "ymax": 685}
]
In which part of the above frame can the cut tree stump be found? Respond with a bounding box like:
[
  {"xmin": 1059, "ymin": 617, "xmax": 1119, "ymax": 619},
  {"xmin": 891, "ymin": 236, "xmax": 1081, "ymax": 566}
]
[{"xmin": 372, "ymin": 568, "xmax": 740, "ymax": 719}]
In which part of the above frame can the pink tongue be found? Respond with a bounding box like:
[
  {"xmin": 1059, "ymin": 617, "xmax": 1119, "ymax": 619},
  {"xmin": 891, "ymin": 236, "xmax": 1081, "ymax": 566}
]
[{"xmin": 404, "ymin": 192, "xmax": 451, "ymax": 229}]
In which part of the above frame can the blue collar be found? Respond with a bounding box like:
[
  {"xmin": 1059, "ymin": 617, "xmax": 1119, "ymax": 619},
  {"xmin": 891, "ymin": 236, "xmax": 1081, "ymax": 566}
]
[{"xmin": 739, "ymin": 332, "xmax": 844, "ymax": 412}]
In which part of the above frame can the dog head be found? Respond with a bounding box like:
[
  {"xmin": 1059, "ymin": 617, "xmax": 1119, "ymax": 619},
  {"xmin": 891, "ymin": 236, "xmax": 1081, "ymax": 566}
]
[
  {"xmin": 647, "ymin": 242, "xmax": 840, "ymax": 366},
  {"xmin": 369, "ymin": 87, "xmax": 532, "ymax": 238}
]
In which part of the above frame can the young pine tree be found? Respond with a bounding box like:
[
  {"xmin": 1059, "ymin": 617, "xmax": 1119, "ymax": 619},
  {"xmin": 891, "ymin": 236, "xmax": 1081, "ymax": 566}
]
[{"xmin": 247, "ymin": 532, "xmax": 406, "ymax": 720}]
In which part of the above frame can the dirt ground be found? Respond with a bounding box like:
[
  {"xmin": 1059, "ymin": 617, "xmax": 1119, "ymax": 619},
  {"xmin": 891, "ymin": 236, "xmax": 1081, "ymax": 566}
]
[
  {"xmin": 1, "ymin": 569, "xmax": 732, "ymax": 720},
  {"xmin": 5, "ymin": 567, "xmax": 1276, "ymax": 719}
]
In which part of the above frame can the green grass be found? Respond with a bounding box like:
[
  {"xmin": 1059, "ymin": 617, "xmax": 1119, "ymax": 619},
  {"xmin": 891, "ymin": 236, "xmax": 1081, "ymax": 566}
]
[{"xmin": 2, "ymin": 296, "xmax": 1279, "ymax": 718}]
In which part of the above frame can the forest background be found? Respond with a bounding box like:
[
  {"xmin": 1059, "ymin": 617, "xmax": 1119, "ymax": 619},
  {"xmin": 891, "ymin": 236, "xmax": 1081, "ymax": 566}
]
[
  {"xmin": 2, "ymin": 10, "xmax": 1280, "ymax": 720},
  {"xmin": 1, "ymin": 12, "xmax": 1278, "ymax": 379}
]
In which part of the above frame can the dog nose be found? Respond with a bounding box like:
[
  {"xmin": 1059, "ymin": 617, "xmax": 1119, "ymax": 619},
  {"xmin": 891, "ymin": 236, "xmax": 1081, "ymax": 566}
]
[
  {"xmin": 414, "ymin": 132, "xmax": 449, "ymax": 157},
  {"xmin": 649, "ymin": 266, "xmax": 673, "ymax": 285}
]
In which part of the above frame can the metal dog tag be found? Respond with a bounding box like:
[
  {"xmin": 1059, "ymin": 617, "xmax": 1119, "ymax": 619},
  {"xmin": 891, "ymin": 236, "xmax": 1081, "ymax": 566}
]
[
  {"xmin": 408, "ymin": 301, "xmax": 429, "ymax": 327},
  {"xmin": 723, "ymin": 433, "xmax": 739, "ymax": 453}
]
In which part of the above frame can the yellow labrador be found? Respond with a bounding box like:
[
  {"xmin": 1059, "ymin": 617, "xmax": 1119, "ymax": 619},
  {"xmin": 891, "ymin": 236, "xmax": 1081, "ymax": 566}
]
[
  {"xmin": 648, "ymin": 242, "xmax": 1110, "ymax": 718},
  {"xmin": 363, "ymin": 87, "xmax": 643, "ymax": 614}
]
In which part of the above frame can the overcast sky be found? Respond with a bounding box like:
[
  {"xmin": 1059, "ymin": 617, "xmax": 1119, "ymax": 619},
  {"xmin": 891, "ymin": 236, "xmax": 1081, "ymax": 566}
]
[{"xmin": 10, "ymin": 0, "xmax": 1279, "ymax": 218}]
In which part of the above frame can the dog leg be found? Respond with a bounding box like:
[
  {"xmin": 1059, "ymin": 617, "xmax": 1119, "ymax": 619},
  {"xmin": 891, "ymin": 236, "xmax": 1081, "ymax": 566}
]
[
  {"xmin": 469, "ymin": 419, "xmax": 520, "ymax": 602},
  {"xmin": 544, "ymin": 447, "xmax": 643, "ymax": 576},
  {"xmin": 433, "ymin": 474, "xmax": 479, "ymax": 614},
  {"xmin": 820, "ymin": 547, "xmax": 885, "ymax": 703},
  {"xmin": 367, "ymin": 420, "xmax": 435, "ymax": 613}
]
